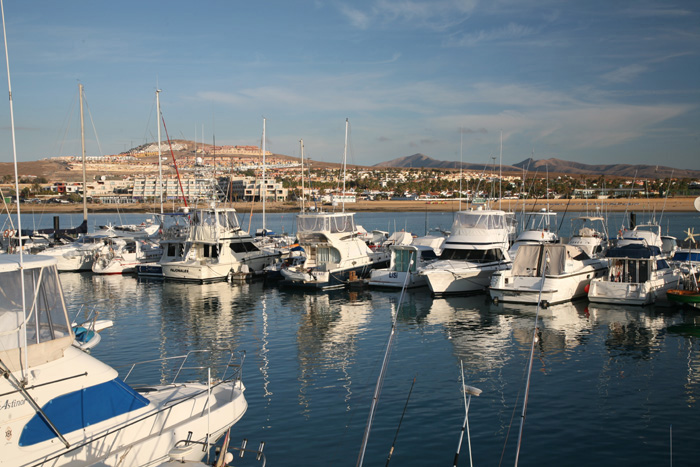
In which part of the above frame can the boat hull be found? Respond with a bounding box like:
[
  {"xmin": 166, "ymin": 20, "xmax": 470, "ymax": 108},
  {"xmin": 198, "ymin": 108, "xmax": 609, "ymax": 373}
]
[
  {"xmin": 490, "ymin": 263, "xmax": 608, "ymax": 306},
  {"xmin": 281, "ymin": 260, "xmax": 387, "ymax": 290},
  {"xmin": 421, "ymin": 261, "xmax": 510, "ymax": 296},
  {"xmin": 368, "ymin": 269, "xmax": 427, "ymax": 288},
  {"xmin": 667, "ymin": 289, "xmax": 700, "ymax": 307}
]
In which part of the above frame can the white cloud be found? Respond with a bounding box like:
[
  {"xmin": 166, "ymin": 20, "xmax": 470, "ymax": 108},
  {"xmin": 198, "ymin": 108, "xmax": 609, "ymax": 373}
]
[
  {"xmin": 601, "ymin": 64, "xmax": 649, "ymax": 84},
  {"xmin": 449, "ymin": 22, "xmax": 536, "ymax": 47},
  {"xmin": 338, "ymin": 4, "xmax": 371, "ymax": 29}
]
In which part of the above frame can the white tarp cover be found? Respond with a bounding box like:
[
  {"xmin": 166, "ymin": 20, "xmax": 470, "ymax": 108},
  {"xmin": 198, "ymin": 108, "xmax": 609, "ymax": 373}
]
[
  {"xmin": 297, "ymin": 213, "xmax": 356, "ymax": 234},
  {"xmin": 512, "ymin": 244, "xmax": 570, "ymax": 276},
  {"xmin": 512, "ymin": 245, "xmax": 542, "ymax": 276}
]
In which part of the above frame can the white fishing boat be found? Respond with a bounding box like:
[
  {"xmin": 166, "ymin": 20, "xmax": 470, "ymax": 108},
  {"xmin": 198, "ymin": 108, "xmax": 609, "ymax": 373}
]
[
  {"xmin": 489, "ymin": 243, "xmax": 609, "ymax": 306},
  {"xmin": 0, "ymin": 253, "xmax": 248, "ymax": 467},
  {"xmin": 368, "ymin": 235, "xmax": 444, "ymax": 288},
  {"xmin": 418, "ymin": 209, "xmax": 512, "ymax": 295},
  {"xmin": 587, "ymin": 243, "xmax": 683, "ymax": 305},
  {"xmin": 96, "ymin": 217, "xmax": 160, "ymax": 238},
  {"xmin": 566, "ymin": 216, "xmax": 609, "ymax": 258},
  {"xmin": 92, "ymin": 237, "xmax": 163, "ymax": 275},
  {"xmin": 280, "ymin": 211, "xmax": 389, "ymax": 290},
  {"xmin": 39, "ymin": 233, "xmax": 114, "ymax": 272},
  {"xmin": 161, "ymin": 207, "xmax": 281, "ymax": 282},
  {"xmin": 136, "ymin": 211, "xmax": 192, "ymax": 277},
  {"xmin": 508, "ymin": 208, "xmax": 558, "ymax": 258},
  {"xmin": 616, "ymin": 222, "xmax": 663, "ymax": 249}
]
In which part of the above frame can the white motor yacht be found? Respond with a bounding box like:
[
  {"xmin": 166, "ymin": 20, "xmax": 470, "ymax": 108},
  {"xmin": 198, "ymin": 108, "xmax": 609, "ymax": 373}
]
[
  {"xmin": 0, "ymin": 254, "xmax": 247, "ymax": 466},
  {"xmin": 92, "ymin": 237, "xmax": 163, "ymax": 275},
  {"xmin": 418, "ymin": 209, "xmax": 512, "ymax": 295},
  {"xmin": 567, "ymin": 216, "xmax": 609, "ymax": 258},
  {"xmin": 280, "ymin": 211, "xmax": 389, "ymax": 290},
  {"xmin": 162, "ymin": 207, "xmax": 281, "ymax": 282},
  {"xmin": 508, "ymin": 208, "xmax": 558, "ymax": 259},
  {"xmin": 39, "ymin": 234, "xmax": 114, "ymax": 272},
  {"xmin": 136, "ymin": 211, "xmax": 192, "ymax": 277},
  {"xmin": 490, "ymin": 243, "xmax": 609, "ymax": 306},
  {"xmin": 369, "ymin": 235, "xmax": 444, "ymax": 288},
  {"xmin": 587, "ymin": 243, "xmax": 683, "ymax": 305}
]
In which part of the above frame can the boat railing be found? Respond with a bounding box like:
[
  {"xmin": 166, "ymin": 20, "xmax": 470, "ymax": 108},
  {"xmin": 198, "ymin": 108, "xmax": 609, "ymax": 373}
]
[
  {"xmin": 169, "ymin": 435, "xmax": 267, "ymax": 466},
  {"xmin": 120, "ymin": 349, "xmax": 245, "ymax": 385}
]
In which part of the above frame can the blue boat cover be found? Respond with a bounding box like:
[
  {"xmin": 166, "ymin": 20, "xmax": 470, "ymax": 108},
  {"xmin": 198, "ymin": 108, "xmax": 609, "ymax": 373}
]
[
  {"xmin": 605, "ymin": 244, "xmax": 661, "ymax": 259},
  {"xmin": 673, "ymin": 251, "xmax": 700, "ymax": 262},
  {"xmin": 19, "ymin": 378, "xmax": 149, "ymax": 446}
]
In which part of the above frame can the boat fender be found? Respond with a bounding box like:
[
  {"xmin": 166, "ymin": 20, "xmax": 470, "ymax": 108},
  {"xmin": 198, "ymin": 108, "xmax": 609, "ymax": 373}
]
[{"xmin": 584, "ymin": 284, "xmax": 590, "ymax": 294}]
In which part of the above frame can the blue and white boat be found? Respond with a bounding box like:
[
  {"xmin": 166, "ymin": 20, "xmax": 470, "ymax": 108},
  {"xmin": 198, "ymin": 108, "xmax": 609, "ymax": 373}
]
[
  {"xmin": 0, "ymin": 254, "xmax": 248, "ymax": 466},
  {"xmin": 368, "ymin": 235, "xmax": 444, "ymax": 288},
  {"xmin": 280, "ymin": 211, "xmax": 389, "ymax": 290}
]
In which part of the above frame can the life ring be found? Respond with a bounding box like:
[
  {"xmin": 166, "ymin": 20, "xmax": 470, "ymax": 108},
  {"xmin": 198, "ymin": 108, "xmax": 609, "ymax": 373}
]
[{"xmin": 2, "ymin": 229, "xmax": 8, "ymax": 238}]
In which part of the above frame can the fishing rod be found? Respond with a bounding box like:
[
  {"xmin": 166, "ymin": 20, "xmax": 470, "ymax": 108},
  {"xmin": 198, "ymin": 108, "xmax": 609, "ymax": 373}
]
[
  {"xmin": 514, "ymin": 250, "xmax": 549, "ymax": 466},
  {"xmin": 385, "ymin": 376, "xmax": 416, "ymax": 466},
  {"xmin": 356, "ymin": 253, "xmax": 415, "ymax": 467}
]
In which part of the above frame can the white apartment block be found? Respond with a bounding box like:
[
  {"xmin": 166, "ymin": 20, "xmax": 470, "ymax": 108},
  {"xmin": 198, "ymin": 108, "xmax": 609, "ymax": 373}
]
[{"xmin": 244, "ymin": 178, "xmax": 288, "ymax": 202}]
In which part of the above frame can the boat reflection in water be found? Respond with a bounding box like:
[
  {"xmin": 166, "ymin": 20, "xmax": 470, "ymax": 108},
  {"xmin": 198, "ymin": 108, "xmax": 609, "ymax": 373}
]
[{"xmin": 295, "ymin": 290, "xmax": 374, "ymax": 414}]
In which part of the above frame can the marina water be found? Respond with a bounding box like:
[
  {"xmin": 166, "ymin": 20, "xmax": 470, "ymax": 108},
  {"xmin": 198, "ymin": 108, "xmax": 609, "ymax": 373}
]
[{"xmin": 4, "ymin": 209, "xmax": 700, "ymax": 465}]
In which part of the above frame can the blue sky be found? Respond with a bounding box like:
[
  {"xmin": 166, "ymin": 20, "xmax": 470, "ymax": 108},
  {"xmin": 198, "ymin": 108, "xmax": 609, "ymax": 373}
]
[{"xmin": 0, "ymin": 0, "xmax": 698, "ymax": 169}]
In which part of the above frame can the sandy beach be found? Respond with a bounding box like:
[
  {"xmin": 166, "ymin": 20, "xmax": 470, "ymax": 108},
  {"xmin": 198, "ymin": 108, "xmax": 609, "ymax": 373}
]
[{"xmin": 10, "ymin": 196, "xmax": 699, "ymax": 214}]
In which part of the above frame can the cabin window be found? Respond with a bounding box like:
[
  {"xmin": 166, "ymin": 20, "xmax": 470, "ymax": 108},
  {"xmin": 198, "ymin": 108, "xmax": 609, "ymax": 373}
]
[
  {"xmin": 230, "ymin": 242, "xmax": 260, "ymax": 254},
  {"xmin": 202, "ymin": 244, "xmax": 220, "ymax": 258},
  {"xmin": 439, "ymin": 248, "xmax": 504, "ymax": 263},
  {"xmin": 317, "ymin": 247, "xmax": 341, "ymax": 264},
  {"xmin": 167, "ymin": 243, "xmax": 176, "ymax": 257},
  {"xmin": 394, "ymin": 250, "xmax": 417, "ymax": 272},
  {"xmin": 638, "ymin": 260, "xmax": 649, "ymax": 282}
]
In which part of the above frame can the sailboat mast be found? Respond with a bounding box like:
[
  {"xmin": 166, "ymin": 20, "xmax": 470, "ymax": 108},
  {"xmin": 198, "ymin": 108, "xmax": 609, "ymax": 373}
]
[
  {"xmin": 499, "ymin": 130, "xmax": 503, "ymax": 210},
  {"xmin": 79, "ymin": 84, "xmax": 87, "ymax": 221},
  {"xmin": 459, "ymin": 128, "xmax": 463, "ymax": 211},
  {"xmin": 343, "ymin": 118, "xmax": 348, "ymax": 213},
  {"xmin": 2, "ymin": 0, "xmax": 29, "ymax": 379},
  {"xmin": 300, "ymin": 139, "xmax": 305, "ymax": 213},
  {"xmin": 156, "ymin": 89, "xmax": 163, "ymax": 214},
  {"xmin": 262, "ymin": 117, "xmax": 266, "ymax": 231}
]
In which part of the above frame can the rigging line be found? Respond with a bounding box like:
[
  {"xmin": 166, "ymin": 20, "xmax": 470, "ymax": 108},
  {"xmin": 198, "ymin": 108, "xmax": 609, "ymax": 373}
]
[
  {"xmin": 82, "ymin": 94, "xmax": 104, "ymax": 157},
  {"xmin": 56, "ymin": 89, "xmax": 78, "ymax": 157},
  {"xmin": 385, "ymin": 376, "xmax": 416, "ymax": 466},
  {"xmin": 659, "ymin": 169, "xmax": 673, "ymax": 225},
  {"xmin": 161, "ymin": 114, "xmax": 188, "ymax": 207}
]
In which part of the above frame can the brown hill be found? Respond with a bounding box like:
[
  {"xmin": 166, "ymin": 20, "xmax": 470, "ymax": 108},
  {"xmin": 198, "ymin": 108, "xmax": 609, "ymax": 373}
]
[{"xmin": 376, "ymin": 154, "xmax": 700, "ymax": 179}]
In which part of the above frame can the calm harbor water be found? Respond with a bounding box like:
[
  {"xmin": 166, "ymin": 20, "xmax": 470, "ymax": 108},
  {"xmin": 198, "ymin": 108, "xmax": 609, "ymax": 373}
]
[{"xmin": 4, "ymin": 209, "xmax": 700, "ymax": 465}]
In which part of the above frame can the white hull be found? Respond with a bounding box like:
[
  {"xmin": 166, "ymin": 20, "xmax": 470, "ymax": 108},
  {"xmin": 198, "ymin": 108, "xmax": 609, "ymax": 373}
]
[
  {"xmin": 422, "ymin": 261, "xmax": 510, "ymax": 295},
  {"xmin": 368, "ymin": 269, "xmax": 426, "ymax": 288},
  {"xmin": 490, "ymin": 262, "xmax": 608, "ymax": 305},
  {"xmin": 162, "ymin": 253, "xmax": 278, "ymax": 282},
  {"xmin": 587, "ymin": 273, "xmax": 682, "ymax": 305}
]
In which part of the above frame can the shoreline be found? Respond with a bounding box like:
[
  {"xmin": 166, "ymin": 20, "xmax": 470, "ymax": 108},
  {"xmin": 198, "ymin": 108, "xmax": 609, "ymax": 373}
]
[{"xmin": 8, "ymin": 196, "xmax": 699, "ymax": 214}]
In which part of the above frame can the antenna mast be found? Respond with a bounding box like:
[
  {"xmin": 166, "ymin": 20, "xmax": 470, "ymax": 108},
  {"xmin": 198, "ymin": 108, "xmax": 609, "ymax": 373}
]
[{"xmin": 342, "ymin": 118, "xmax": 348, "ymax": 213}]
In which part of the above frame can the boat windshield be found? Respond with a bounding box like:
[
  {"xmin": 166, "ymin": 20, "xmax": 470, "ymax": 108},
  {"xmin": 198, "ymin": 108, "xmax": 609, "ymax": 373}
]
[
  {"xmin": 192, "ymin": 209, "xmax": 241, "ymax": 230},
  {"xmin": 0, "ymin": 263, "xmax": 71, "ymax": 352},
  {"xmin": 297, "ymin": 213, "xmax": 356, "ymax": 234},
  {"xmin": 452, "ymin": 211, "xmax": 506, "ymax": 231}
]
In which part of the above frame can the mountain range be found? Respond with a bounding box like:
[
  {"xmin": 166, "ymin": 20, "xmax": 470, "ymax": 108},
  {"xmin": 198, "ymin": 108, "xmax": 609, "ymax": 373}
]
[{"xmin": 375, "ymin": 154, "xmax": 700, "ymax": 179}]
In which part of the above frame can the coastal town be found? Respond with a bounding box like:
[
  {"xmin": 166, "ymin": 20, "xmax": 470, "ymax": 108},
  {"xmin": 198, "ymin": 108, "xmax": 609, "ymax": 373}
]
[{"xmin": 2, "ymin": 140, "xmax": 699, "ymax": 211}]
